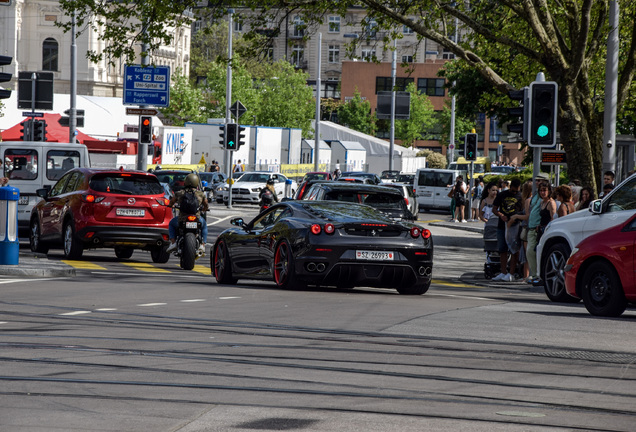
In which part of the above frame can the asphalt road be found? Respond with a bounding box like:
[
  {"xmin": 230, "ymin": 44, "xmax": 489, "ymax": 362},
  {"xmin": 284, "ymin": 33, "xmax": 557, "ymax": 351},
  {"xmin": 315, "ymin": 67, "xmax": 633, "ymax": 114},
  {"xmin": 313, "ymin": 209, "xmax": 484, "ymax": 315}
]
[{"xmin": 1, "ymin": 204, "xmax": 634, "ymax": 431}]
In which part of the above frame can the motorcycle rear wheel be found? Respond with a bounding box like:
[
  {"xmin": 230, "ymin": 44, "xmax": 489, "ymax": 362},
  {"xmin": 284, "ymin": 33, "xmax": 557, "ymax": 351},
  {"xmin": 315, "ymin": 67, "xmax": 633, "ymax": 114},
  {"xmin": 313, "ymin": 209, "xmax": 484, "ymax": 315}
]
[{"xmin": 180, "ymin": 232, "xmax": 197, "ymax": 270}]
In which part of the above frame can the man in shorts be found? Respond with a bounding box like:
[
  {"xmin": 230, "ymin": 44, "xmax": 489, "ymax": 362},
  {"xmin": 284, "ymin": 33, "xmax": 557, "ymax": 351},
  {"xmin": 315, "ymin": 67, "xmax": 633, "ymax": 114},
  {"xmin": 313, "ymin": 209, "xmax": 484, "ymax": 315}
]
[{"xmin": 491, "ymin": 178, "xmax": 522, "ymax": 282}]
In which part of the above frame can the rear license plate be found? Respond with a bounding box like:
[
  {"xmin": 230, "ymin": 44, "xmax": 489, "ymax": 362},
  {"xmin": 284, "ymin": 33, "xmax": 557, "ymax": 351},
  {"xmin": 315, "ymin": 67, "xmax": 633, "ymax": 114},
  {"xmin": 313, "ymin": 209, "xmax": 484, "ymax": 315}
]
[
  {"xmin": 185, "ymin": 221, "xmax": 197, "ymax": 229},
  {"xmin": 356, "ymin": 250, "xmax": 394, "ymax": 261},
  {"xmin": 18, "ymin": 196, "xmax": 29, "ymax": 205},
  {"xmin": 116, "ymin": 208, "xmax": 145, "ymax": 217}
]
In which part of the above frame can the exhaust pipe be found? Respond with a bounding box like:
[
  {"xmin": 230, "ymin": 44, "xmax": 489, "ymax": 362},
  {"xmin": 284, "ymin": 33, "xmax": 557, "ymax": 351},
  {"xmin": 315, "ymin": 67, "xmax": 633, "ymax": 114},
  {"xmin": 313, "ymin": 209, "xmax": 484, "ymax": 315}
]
[
  {"xmin": 93, "ymin": 238, "xmax": 100, "ymax": 244},
  {"xmin": 157, "ymin": 240, "xmax": 163, "ymax": 246},
  {"xmin": 418, "ymin": 266, "xmax": 432, "ymax": 276},
  {"xmin": 307, "ymin": 262, "xmax": 316, "ymax": 272},
  {"xmin": 316, "ymin": 263, "xmax": 326, "ymax": 272}
]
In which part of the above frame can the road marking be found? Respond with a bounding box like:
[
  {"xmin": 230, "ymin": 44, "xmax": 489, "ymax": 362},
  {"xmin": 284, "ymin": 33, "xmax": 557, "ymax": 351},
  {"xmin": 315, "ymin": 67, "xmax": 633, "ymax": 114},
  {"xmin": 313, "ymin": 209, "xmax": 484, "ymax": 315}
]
[
  {"xmin": 432, "ymin": 279, "xmax": 480, "ymax": 288},
  {"xmin": 62, "ymin": 260, "xmax": 107, "ymax": 270},
  {"xmin": 209, "ymin": 215, "xmax": 240, "ymax": 225},
  {"xmin": 219, "ymin": 296, "xmax": 240, "ymax": 300},
  {"xmin": 60, "ymin": 311, "xmax": 92, "ymax": 316},
  {"xmin": 95, "ymin": 308, "xmax": 117, "ymax": 311},
  {"xmin": 137, "ymin": 303, "xmax": 167, "ymax": 307},
  {"xmin": 122, "ymin": 262, "xmax": 170, "ymax": 273},
  {"xmin": 435, "ymin": 293, "xmax": 492, "ymax": 301},
  {"xmin": 0, "ymin": 322, "xmax": 7, "ymax": 325},
  {"xmin": 191, "ymin": 264, "xmax": 211, "ymax": 275},
  {"xmin": 420, "ymin": 219, "xmax": 444, "ymax": 223},
  {"xmin": 180, "ymin": 299, "xmax": 206, "ymax": 303}
]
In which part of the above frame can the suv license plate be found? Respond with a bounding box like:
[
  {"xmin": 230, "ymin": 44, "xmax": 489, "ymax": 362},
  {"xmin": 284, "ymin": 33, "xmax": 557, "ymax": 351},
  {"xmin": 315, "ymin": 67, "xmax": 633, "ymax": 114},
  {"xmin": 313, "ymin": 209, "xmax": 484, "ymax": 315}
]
[
  {"xmin": 185, "ymin": 221, "xmax": 197, "ymax": 229},
  {"xmin": 18, "ymin": 196, "xmax": 29, "ymax": 205},
  {"xmin": 116, "ymin": 208, "xmax": 145, "ymax": 217},
  {"xmin": 356, "ymin": 250, "xmax": 394, "ymax": 261}
]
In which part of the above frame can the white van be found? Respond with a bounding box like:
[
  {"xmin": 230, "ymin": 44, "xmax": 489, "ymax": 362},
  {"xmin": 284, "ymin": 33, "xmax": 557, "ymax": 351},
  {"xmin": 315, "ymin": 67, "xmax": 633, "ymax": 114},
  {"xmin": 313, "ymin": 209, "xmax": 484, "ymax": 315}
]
[
  {"xmin": 1, "ymin": 141, "xmax": 91, "ymax": 235},
  {"xmin": 414, "ymin": 168, "xmax": 462, "ymax": 213}
]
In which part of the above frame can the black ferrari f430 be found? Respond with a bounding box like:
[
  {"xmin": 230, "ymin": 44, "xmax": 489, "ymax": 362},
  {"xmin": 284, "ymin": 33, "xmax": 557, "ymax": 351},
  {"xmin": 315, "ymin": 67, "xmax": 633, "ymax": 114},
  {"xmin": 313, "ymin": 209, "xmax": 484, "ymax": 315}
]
[{"xmin": 211, "ymin": 201, "xmax": 433, "ymax": 295}]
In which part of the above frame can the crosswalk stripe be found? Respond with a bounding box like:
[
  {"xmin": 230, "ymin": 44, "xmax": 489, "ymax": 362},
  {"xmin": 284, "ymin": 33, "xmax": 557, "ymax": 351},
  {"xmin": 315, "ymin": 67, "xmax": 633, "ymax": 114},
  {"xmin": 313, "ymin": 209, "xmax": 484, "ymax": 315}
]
[
  {"xmin": 62, "ymin": 260, "xmax": 107, "ymax": 270},
  {"xmin": 190, "ymin": 264, "xmax": 211, "ymax": 275},
  {"xmin": 121, "ymin": 262, "xmax": 171, "ymax": 273}
]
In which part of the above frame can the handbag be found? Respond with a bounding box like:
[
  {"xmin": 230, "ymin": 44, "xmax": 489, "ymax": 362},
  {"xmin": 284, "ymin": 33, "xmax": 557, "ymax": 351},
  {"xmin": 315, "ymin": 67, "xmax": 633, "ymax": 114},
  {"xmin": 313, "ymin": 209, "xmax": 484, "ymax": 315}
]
[{"xmin": 520, "ymin": 226, "xmax": 529, "ymax": 242}]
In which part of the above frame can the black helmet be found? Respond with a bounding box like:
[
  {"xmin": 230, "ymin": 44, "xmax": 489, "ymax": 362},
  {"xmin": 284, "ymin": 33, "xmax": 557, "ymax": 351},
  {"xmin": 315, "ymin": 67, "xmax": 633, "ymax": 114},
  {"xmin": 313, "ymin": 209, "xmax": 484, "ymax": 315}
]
[
  {"xmin": 266, "ymin": 179, "xmax": 275, "ymax": 185},
  {"xmin": 185, "ymin": 173, "xmax": 200, "ymax": 188}
]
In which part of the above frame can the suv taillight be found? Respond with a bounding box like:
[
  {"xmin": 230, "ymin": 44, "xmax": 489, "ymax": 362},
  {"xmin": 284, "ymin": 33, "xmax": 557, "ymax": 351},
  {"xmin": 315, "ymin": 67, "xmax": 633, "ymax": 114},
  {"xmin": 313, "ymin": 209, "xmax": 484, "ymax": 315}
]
[
  {"xmin": 156, "ymin": 198, "xmax": 170, "ymax": 206},
  {"xmin": 82, "ymin": 194, "xmax": 105, "ymax": 203}
]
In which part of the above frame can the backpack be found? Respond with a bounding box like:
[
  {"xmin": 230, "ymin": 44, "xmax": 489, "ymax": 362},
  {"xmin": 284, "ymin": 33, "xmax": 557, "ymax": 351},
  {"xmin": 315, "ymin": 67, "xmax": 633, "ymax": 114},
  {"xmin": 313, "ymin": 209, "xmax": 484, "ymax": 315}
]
[
  {"xmin": 261, "ymin": 189, "xmax": 274, "ymax": 205},
  {"xmin": 180, "ymin": 189, "xmax": 199, "ymax": 215},
  {"xmin": 454, "ymin": 182, "xmax": 465, "ymax": 200}
]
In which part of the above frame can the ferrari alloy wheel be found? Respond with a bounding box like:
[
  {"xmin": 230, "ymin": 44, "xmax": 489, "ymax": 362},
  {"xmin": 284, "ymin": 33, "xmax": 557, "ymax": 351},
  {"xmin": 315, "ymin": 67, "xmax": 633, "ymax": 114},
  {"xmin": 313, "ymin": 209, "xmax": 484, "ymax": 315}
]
[
  {"xmin": 274, "ymin": 240, "xmax": 304, "ymax": 290},
  {"xmin": 581, "ymin": 261, "xmax": 627, "ymax": 317},
  {"xmin": 213, "ymin": 240, "xmax": 237, "ymax": 284}
]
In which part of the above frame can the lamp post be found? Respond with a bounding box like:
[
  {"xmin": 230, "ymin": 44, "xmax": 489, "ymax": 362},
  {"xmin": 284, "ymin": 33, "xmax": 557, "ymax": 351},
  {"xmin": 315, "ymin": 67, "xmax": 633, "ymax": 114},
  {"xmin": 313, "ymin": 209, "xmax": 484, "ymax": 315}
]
[{"xmin": 389, "ymin": 38, "xmax": 396, "ymax": 172}]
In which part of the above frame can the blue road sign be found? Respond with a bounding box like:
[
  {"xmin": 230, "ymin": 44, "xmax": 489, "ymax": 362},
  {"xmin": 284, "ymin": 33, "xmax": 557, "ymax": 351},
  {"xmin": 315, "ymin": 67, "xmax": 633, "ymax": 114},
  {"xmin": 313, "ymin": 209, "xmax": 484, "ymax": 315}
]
[{"xmin": 123, "ymin": 65, "xmax": 170, "ymax": 107}]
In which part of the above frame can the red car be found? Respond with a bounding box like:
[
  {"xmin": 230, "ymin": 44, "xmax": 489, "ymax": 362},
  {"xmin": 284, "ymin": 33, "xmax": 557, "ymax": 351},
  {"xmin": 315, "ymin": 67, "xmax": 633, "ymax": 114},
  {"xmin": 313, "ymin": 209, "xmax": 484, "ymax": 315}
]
[
  {"xmin": 564, "ymin": 214, "xmax": 636, "ymax": 317},
  {"xmin": 29, "ymin": 167, "xmax": 172, "ymax": 262}
]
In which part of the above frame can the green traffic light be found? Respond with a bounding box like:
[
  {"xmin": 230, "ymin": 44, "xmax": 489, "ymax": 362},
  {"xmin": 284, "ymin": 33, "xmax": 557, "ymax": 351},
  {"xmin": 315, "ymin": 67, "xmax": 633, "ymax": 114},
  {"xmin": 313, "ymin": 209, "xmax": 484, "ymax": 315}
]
[{"xmin": 537, "ymin": 125, "xmax": 549, "ymax": 137}]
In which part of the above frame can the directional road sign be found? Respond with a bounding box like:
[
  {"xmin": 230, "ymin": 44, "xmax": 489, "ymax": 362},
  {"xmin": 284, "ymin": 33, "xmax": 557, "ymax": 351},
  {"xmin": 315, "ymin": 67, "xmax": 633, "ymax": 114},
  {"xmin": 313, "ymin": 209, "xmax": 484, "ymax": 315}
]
[
  {"xmin": 123, "ymin": 65, "xmax": 170, "ymax": 107},
  {"xmin": 126, "ymin": 108, "xmax": 159, "ymax": 116}
]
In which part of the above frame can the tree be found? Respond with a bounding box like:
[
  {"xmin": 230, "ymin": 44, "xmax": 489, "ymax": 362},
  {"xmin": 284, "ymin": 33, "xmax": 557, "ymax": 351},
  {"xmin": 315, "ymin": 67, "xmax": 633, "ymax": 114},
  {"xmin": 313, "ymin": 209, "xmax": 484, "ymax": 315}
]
[
  {"xmin": 417, "ymin": 149, "xmax": 447, "ymax": 169},
  {"xmin": 337, "ymin": 89, "xmax": 377, "ymax": 136},
  {"xmin": 395, "ymin": 82, "xmax": 436, "ymax": 147},
  {"xmin": 59, "ymin": 1, "xmax": 636, "ymax": 193},
  {"xmin": 438, "ymin": 103, "xmax": 477, "ymax": 154},
  {"xmin": 160, "ymin": 69, "xmax": 210, "ymax": 126}
]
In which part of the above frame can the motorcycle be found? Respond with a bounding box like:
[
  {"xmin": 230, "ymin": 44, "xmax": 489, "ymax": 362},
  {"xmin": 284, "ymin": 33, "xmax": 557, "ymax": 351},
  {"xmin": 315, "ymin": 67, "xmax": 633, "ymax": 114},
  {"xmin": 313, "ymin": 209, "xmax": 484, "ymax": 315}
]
[{"xmin": 173, "ymin": 203, "xmax": 205, "ymax": 270}]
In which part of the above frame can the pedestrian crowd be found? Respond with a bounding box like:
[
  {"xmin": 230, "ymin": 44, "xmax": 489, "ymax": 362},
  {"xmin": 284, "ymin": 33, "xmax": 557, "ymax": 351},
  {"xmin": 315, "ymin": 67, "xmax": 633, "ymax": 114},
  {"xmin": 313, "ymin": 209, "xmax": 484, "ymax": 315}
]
[{"xmin": 450, "ymin": 170, "xmax": 614, "ymax": 284}]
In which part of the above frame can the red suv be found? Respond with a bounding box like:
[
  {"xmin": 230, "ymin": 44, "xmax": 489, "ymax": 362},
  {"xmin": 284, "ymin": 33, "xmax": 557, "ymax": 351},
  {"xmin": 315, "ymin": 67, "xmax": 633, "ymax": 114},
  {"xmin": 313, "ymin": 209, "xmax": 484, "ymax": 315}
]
[{"xmin": 29, "ymin": 168, "xmax": 172, "ymax": 262}]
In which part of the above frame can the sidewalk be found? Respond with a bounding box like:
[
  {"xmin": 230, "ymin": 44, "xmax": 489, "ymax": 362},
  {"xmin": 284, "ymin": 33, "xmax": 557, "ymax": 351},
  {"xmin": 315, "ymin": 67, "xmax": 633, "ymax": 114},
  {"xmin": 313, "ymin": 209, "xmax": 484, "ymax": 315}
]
[{"xmin": 0, "ymin": 250, "xmax": 76, "ymax": 278}]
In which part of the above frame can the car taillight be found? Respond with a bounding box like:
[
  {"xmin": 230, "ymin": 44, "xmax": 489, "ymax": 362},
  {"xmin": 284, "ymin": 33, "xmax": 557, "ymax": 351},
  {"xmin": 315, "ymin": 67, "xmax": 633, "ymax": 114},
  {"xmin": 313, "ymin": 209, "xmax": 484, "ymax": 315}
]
[
  {"xmin": 421, "ymin": 229, "xmax": 431, "ymax": 239},
  {"xmin": 82, "ymin": 194, "xmax": 105, "ymax": 203},
  {"xmin": 404, "ymin": 197, "xmax": 409, "ymax": 206},
  {"xmin": 156, "ymin": 198, "xmax": 170, "ymax": 206},
  {"xmin": 187, "ymin": 215, "xmax": 197, "ymax": 222},
  {"xmin": 310, "ymin": 224, "xmax": 322, "ymax": 235},
  {"xmin": 324, "ymin": 223, "xmax": 335, "ymax": 234},
  {"xmin": 410, "ymin": 227, "xmax": 421, "ymax": 238}
]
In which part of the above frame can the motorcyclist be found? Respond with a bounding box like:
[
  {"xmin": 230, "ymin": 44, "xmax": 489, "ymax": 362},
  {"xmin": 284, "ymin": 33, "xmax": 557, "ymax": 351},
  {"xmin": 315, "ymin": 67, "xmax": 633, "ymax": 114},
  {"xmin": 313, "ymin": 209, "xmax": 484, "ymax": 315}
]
[
  {"xmin": 166, "ymin": 173, "xmax": 209, "ymax": 254},
  {"xmin": 259, "ymin": 178, "xmax": 279, "ymax": 211}
]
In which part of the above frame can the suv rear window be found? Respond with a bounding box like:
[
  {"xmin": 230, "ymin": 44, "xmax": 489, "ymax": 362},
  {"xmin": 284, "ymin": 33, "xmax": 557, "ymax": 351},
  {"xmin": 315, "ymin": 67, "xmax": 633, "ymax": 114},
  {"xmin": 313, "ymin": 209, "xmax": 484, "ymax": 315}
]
[{"xmin": 90, "ymin": 173, "xmax": 164, "ymax": 195}]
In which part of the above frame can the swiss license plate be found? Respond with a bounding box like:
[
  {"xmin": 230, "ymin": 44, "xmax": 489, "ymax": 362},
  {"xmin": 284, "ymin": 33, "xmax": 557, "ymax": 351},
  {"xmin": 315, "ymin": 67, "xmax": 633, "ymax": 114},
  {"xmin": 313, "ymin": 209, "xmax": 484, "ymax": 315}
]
[
  {"xmin": 116, "ymin": 208, "xmax": 145, "ymax": 217},
  {"xmin": 18, "ymin": 196, "xmax": 29, "ymax": 205},
  {"xmin": 185, "ymin": 221, "xmax": 198, "ymax": 229},
  {"xmin": 356, "ymin": 250, "xmax": 394, "ymax": 261}
]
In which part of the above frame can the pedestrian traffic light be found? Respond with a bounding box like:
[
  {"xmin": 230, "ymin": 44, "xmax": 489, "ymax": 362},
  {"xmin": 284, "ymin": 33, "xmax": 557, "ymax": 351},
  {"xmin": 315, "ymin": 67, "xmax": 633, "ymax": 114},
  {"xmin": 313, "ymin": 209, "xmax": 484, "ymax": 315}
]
[
  {"xmin": 528, "ymin": 81, "xmax": 558, "ymax": 147},
  {"xmin": 219, "ymin": 124, "xmax": 226, "ymax": 147},
  {"xmin": 20, "ymin": 119, "xmax": 33, "ymax": 141},
  {"xmin": 225, "ymin": 123, "xmax": 238, "ymax": 150},
  {"xmin": 33, "ymin": 119, "xmax": 47, "ymax": 141},
  {"xmin": 236, "ymin": 125, "xmax": 246, "ymax": 149},
  {"xmin": 0, "ymin": 55, "xmax": 12, "ymax": 100},
  {"xmin": 464, "ymin": 133, "xmax": 478, "ymax": 161},
  {"xmin": 139, "ymin": 116, "xmax": 152, "ymax": 144},
  {"xmin": 507, "ymin": 87, "xmax": 528, "ymax": 140}
]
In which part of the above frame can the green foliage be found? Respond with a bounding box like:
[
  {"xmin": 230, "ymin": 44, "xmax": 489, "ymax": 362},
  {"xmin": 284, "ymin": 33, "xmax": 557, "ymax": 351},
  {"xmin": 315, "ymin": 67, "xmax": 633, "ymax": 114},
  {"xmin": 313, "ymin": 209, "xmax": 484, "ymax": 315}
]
[
  {"xmin": 395, "ymin": 82, "xmax": 436, "ymax": 147},
  {"xmin": 417, "ymin": 149, "xmax": 446, "ymax": 169},
  {"xmin": 160, "ymin": 70, "xmax": 210, "ymax": 126},
  {"xmin": 438, "ymin": 103, "xmax": 475, "ymax": 148},
  {"xmin": 337, "ymin": 89, "xmax": 376, "ymax": 136}
]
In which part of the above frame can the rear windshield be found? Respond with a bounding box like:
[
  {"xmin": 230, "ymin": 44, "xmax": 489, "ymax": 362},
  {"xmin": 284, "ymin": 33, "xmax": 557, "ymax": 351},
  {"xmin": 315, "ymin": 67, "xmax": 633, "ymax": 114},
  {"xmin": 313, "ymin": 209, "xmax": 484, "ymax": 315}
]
[
  {"xmin": 324, "ymin": 191, "xmax": 403, "ymax": 207},
  {"xmin": 89, "ymin": 173, "xmax": 164, "ymax": 195},
  {"xmin": 239, "ymin": 173, "xmax": 271, "ymax": 183},
  {"xmin": 417, "ymin": 171, "xmax": 454, "ymax": 187}
]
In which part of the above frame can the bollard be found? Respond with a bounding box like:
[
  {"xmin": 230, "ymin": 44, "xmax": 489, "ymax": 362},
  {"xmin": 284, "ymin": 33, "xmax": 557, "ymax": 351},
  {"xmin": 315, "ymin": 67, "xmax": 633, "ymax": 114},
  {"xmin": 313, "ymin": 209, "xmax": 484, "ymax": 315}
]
[
  {"xmin": 284, "ymin": 179, "xmax": 292, "ymax": 198},
  {"xmin": 0, "ymin": 186, "xmax": 19, "ymax": 265}
]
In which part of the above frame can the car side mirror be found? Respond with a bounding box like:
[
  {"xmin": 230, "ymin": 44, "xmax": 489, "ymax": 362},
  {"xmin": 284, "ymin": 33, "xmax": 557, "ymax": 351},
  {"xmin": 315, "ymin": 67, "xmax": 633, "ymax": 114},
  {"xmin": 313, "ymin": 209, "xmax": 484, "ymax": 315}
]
[
  {"xmin": 36, "ymin": 188, "xmax": 49, "ymax": 199},
  {"xmin": 230, "ymin": 217, "xmax": 244, "ymax": 227},
  {"xmin": 590, "ymin": 199, "xmax": 603, "ymax": 214}
]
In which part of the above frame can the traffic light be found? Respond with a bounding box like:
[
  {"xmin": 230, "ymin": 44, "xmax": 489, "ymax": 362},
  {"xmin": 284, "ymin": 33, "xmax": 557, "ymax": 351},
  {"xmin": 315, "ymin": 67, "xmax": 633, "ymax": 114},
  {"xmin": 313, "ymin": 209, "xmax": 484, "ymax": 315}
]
[
  {"xmin": 236, "ymin": 125, "xmax": 246, "ymax": 149},
  {"xmin": 139, "ymin": 116, "xmax": 152, "ymax": 144},
  {"xmin": 507, "ymin": 87, "xmax": 528, "ymax": 140},
  {"xmin": 0, "ymin": 55, "xmax": 12, "ymax": 100},
  {"xmin": 219, "ymin": 124, "xmax": 226, "ymax": 147},
  {"xmin": 20, "ymin": 119, "xmax": 33, "ymax": 141},
  {"xmin": 225, "ymin": 123, "xmax": 238, "ymax": 150},
  {"xmin": 528, "ymin": 81, "xmax": 558, "ymax": 147},
  {"xmin": 464, "ymin": 133, "xmax": 478, "ymax": 161},
  {"xmin": 33, "ymin": 119, "xmax": 47, "ymax": 141}
]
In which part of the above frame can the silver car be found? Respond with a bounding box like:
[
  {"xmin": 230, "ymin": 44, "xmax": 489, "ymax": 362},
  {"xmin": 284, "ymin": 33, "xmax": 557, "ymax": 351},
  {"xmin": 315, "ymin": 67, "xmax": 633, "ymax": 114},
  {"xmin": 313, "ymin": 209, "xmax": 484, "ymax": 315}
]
[{"xmin": 383, "ymin": 182, "xmax": 419, "ymax": 220}]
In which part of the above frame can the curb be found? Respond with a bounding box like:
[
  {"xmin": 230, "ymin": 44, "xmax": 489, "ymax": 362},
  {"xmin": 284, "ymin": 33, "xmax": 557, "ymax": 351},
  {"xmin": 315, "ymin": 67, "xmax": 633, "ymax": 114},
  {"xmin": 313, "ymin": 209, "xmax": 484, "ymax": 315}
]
[
  {"xmin": 460, "ymin": 272, "xmax": 544, "ymax": 293},
  {"xmin": 0, "ymin": 252, "xmax": 76, "ymax": 278},
  {"xmin": 429, "ymin": 221, "xmax": 484, "ymax": 234}
]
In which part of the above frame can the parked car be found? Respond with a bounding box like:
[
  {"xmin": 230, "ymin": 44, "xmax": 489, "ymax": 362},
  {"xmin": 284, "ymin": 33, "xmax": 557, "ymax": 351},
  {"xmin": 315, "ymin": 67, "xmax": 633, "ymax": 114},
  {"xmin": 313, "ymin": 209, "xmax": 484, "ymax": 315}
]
[
  {"xmin": 340, "ymin": 171, "xmax": 382, "ymax": 185},
  {"xmin": 221, "ymin": 171, "xmax": 297, "ymax": 204},
  {"xmin": 29, "ymin": 168, "xmax": 172, "ymax": 262},
  {"xmin": 537, "ymin": 173, "xmax": 636, "ymax": 302},
  {"xmin": 211, "ymin": 201, "xmax": 433, "ymax": 294},
  {"xmin": 301, "ymin": 182, "xmax": 416, "ymax": 221},
  {"xmin": 337, "ymin": 176, "xmax": 375, "ymax": 184},
  {"xmin": 293, "ymin": 179, "xmax": 332, "ymax": 200},
  {"xmin": 564, "ymin": 214, "xmax": 636, "ymax": 317},
  {"xmin": 414, "ymin": 168, "xmax": 462, "ymax": 213},
  {"xmin": 380, "ymin": 170, "xmax": 401, "ymax": 183},
  {"xmin": 396, "ymin": 173, "xmax": 415, "ymax": 185},
  {"xmin": 383, "ymin": 182, "xmax": 419, "ymax": 219},
  {"xmin": 198, "ymin": 171, "xmax": 227, "ymax": 203},
  {"xmin": 301, "ymin": 171, "xmax": 332, "ymax": 182}
]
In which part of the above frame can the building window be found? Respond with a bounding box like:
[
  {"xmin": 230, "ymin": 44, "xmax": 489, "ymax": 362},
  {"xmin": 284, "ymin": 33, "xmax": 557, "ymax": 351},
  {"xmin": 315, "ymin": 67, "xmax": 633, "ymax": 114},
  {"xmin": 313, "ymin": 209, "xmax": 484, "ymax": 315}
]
[
  {"xmin": 365, "ymin": 19, "xmax": 377, "ymax": 38},
  {"xmin": 261, "ymin": 45, "xmax": 274, "ymax": 62},
  {"xmin": 361, "ymin": 49, "xmax": 376, "ymax": 61},
  {"xmin": 234, "ymin": 21, "xmax": 243, "ymax": 32},
  {"xmin": 375, "ymin": 77, "xmax": 414, "ymax": 93},
  {"xmin": 293, "ymin": 16, "xmax": 304, "ymax": 38},
  {"xmin": 328, "ymin": 16, "xmax": 340, "ymax": 33},
  {"xmin": 328, "ymin": 45, "xmax": 340, "ymax": 63},
  {"xmin": 401, "ymin": 55, "xmax": 413, "ymax": 63},
  {"xmin": 42, "ymin": 38, "xmax": 58, "ymax": 71},
  {"xmin": 291, "ymin": 45, "xmax": 304, "ymax": 67},
  {"xmin": 324, "ymin": 79, "xmax": 339, "ymax": 99},
  {"xmin": 403, "ymin": 25, "xmax": 413, "ymax": 35},
  {"xmin": 417, "ymin": 78, "xmax": 446, "ymax": 96}
]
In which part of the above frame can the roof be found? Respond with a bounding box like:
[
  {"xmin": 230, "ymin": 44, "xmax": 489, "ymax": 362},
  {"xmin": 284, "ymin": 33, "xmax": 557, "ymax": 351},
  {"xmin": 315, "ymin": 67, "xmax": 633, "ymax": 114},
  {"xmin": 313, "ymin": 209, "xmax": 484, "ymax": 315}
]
[
  {"xmin": 0, "ymin": 113, "xmax": 94, "ymax": 143},
  {"xmin": 332, "ymin": 140, "xmax": 366, "ymax": 151}
]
